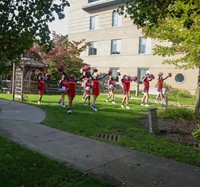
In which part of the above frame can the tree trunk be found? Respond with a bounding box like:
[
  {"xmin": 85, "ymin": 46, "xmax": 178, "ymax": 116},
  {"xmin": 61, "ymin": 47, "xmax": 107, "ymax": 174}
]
[{"xmin": 194, "ymin": 68, "xmax": 200, "ymax": 113}]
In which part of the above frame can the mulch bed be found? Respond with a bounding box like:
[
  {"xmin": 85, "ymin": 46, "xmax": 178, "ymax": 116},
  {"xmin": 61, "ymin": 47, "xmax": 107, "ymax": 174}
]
[{"xmin": 139, "ymin": 116, "xmax": 200, "ymax": 147}]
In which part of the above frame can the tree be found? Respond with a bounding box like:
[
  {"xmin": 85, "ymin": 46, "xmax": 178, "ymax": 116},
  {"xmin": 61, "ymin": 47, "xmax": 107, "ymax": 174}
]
[
  {"xmin": 118, "ymin": 0, "xmax": 200, "ymax": 112},
  {"xmin": 0, "ymin": 0, "xmax": 70, "ymax": 73},
  {"xmin": 27, "ymin": 32, "xmax": 90, "ymax": 80}
]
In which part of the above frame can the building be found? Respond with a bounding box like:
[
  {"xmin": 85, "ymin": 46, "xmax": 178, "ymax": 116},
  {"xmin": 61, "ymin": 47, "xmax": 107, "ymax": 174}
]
[{"xmin": 68, "ymin": 0, "xmax": 198, "ymax": 94}]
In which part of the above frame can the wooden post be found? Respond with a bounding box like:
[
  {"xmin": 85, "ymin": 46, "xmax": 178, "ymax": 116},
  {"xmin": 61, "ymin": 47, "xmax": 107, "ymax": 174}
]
[
  {"xmin": 148, "ymin": 107, "xmax": 159, "ymax": 133},
  {"xmin": 12, "ymin": 63, "xmax": 16, "ymax": 101},
  {"xmin": 20, "ymin": 61, "xmax": 25, "ymax": 101}
]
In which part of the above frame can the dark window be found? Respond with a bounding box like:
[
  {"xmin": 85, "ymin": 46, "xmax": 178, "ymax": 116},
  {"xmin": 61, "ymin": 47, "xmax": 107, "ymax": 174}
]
[
  {"xmin": 88, "ymin": 42, "xmax": 97, "ymax": 55},
  {"xmin": 88, "ymin": 0, "xmax": 100, "ymax": 3},
  {"xmin": 111, "ymin": 39, "xmax": 121, "ymax": 54},
  {"xmin": 175, "ymin": 73, "xmax": 185, "ymax": 83},
  {"xmin": 139, "ymin": 37, "xmax": 152, "ymax": 54},
  {"xmin": 138, "ymin": 68, "xmax": 149, "ymax": 84}
]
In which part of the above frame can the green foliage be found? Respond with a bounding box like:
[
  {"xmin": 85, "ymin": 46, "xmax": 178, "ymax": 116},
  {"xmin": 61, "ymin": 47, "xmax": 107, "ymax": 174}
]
[
  {"xmin": 118, "ymin": 0, "xmax": 200, "ymax": 68},
  {"xmin": 0, "ymin": 0, "xmax": 69, "ymax": 66},
  {"xmin": 169, "ymin": 88, "xmax": 192, "ymax": 98},
  {"xmin": 192, "ymin": 124, "xmax": 200, "ymax": 137},
  {"xmin": 158, "ymin": 107, "xmax": 197, "ymax": 121}
]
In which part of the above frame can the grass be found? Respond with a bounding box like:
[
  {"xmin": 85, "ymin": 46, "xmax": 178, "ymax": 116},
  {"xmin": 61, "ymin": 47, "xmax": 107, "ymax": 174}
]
[
  {"xmin": 1, "ymin": 93, "xmax": 200, "ymax": 167},
  {"xmin": 0, "ymin": 136, "xmax": 113, "ymax": 187}
]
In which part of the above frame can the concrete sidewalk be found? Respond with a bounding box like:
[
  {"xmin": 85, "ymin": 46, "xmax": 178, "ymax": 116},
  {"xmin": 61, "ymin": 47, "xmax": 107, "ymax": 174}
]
[{"xmin": 0, "ymin": 99, "xmax": 199, "ymax": 187}]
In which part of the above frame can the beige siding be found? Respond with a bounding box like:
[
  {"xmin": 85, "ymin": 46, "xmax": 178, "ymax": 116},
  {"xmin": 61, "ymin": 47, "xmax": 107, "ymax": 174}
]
[{"xmin": 68, "ymin": 0, "xmax": 198, "ymax": 95}]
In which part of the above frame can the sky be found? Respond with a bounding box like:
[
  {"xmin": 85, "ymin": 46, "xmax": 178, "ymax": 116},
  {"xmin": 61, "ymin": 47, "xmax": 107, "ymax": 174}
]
[{"xmin": 48, "ymin": 4, "xmax": 69, "ymax": 37}]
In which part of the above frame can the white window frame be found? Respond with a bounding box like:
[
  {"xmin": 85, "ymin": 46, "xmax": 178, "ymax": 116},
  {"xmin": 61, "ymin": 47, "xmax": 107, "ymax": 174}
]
[
  {"xmin": 138, "ymin": 68, "xmax": 149, "ymax": 84},
  {"xmin": 88, "ymin": 41, "xmax": 97, "ymax": 56},
  {"xmin": 112, "ymin": 11, "xmax": 122, "ymax": 27},
  {"xmin": 90, "ymin": 15, "xmax": 98, "ymax": 30},
  {"xmin": 111, "ymin": 39, "xmax": 121, "ymax": 54},
  {"xmin": 139, "ymin": 37, "xmax": 152, "ymax": 54}
]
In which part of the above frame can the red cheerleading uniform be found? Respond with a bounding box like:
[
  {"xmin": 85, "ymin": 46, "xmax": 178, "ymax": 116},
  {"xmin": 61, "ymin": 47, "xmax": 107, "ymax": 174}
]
[
  {"xmin": 143, "ymin": 79, "xmax": 150, "ymax": 93},
  {"xmin": 68, "ymin": 79, "xmax": 76, "ymax": 98},
  {"xmin": 92, "ymin": 79, "xmax": 100, "ymax": 96},
  {"xmin": 85, "ymin": 81, "xmax": 91, "ymax": 96},
  {"xmin": 38, "ymin": 80, "xmax": 45, "ymax": 94},
  {"xmin": 108, "ymin": 79, "xmax": 115, "ymax": 91},
  {"xmin": 60, "ymin": 79, "xmax": 68, "ymax": 94},
  {"xmin": 121, "ymin": 79, "xmax": 130, "ymax": 95},
  {"xmin": 157, "ymin": 79, "xmax": 163, "ymax": 92}
]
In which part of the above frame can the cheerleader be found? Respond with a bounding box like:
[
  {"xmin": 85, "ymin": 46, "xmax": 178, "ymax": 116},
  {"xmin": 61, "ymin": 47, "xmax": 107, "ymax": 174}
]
[
  {"xmin": 121, "ymin": 75, "xmax": 134, "ymax": 109},
  {"xmin": 155, "ymin": 72, "xmax": 172, "ymax": 103},
  {"xmin": 105, "ymin": 76, "xmax": 117, "ymax": 104},
  {"xmin": 141, "ymin": 73, "xmax": 154, "ymax": 106},
  {"xmin": 91, "ymin": 69, "xmax": 109, "ymax": 111},
  {"xmin": 84, "ymin": 78, "xmax": 92, "ymax": 105},
  {"xmin": 37, "ymin": 74, "xmax": 45, "ymax": 105},
  {"xmin": 58, "ymin": 74, "xmax": 68, "ymax": 107},
  {"xmin": 63, "ymin": 72, "xmax": 85, "ymax": 113}
]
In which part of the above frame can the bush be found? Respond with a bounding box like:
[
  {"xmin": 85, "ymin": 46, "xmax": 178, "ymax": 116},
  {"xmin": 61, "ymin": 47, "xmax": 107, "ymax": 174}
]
[
  {"xmin": 192, "ymin": 124, "xmax": 200, "ymax": 137},
  {"xmin": 169, "ymin": 88, "xmax": 192, "ymax": 98},
  {"xmin": 158, "ymin": 107, "xmax": 197, "ymax": 121}
]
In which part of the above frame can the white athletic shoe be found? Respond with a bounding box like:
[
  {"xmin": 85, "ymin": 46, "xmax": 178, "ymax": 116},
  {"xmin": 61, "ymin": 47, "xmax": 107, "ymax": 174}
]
[
  {"xmin": 62, "ymin": 104, "xmax": 66, "ymax": 108},
  {"xmin": 91, "ymin": 105, "xmax": 98, "ymax": 111},
  {"xmin": 68, "ymin": 109, "xmax": 72, "ymax": 113},
  {"xmin": 38, "ymin": 101, "xmax": 41, "ymax": 105},
  {"xmin": 112, "ymin": 101, "xmax": 116, "ymax": 104},
  {"xmin": 145, "ymin": 104, "xmax": 150, "ymax": 107},
  {"xmin": 141, "ymin": 103, "xmax": 144, "ymax": 106},
  {"xmin": 105, "ymin": 99, "xmax": 108, "ymax": 103},
  {"xmin": 126, "ymin": 106, "xmax": 130, "ymax": 110},
  {"xmin": 121, "ymin": 105, "xmax": 124, "ymax": 108},
  {"xmin": 155, "ymin": 99, "xmax": 158, "ymax": 104}
]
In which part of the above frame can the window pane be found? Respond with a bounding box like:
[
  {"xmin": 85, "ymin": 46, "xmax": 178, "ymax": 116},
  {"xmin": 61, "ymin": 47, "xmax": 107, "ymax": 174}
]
[
  {"xmin": 175, "ymin": 73, "xmax": 185, "ymax": 83},
  {"xmin": 88, "ymin": 0, "xmax": 100, "ymax": 3},
  {"xmin": 139, "ymin": 37, "xmax": 146, "ymax": 53},
  {"xmin": 90, "ymin": 16, "xmax": 95, "ymax": 30},
  {"xmin": 138, "ymin": 68, "xmax": 149, "ymax": 83},
  {"xmin": 112, "ymin": 12, "xmax": 118, "ymax": 26},
  {"xmin": 89, "ymin": 42, "xmax": 97, "ymax": 55},
  {"xmin": 111, "ymin": 39, "xmax": 121, "ymax": 54}
]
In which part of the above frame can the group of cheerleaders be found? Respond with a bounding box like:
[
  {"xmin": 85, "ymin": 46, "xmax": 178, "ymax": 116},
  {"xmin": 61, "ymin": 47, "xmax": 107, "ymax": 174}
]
[{"xmin": 37, "ymin": 66, "xmax": 172, "ymax": 113}]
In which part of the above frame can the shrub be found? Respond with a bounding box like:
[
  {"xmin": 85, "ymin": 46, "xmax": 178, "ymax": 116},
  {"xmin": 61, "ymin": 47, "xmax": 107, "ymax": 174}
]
[
  {"xmin": 158, "ymin": 107, "xmax": 196, "ymax": 121},
  {"xmin": 169, "ymin": 88, "xmax": 192, "ymax": 98},
  {"xmin": 192, "ymin": 124, "xmax": 200, "ymax": 137}
]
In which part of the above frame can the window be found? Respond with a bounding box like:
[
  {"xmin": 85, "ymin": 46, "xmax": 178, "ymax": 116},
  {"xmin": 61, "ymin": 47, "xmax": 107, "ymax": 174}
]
[
  {"xmin": 139, "ymin": 37, "xmax": 152, "ymax": 54},
  {"xmin": 111, "ymin": 39, "xmax": 121, "ymax": 54},
  {"xmin": 88, "ymin": 0, "xmax": 100, "ymax": 3},
  {"xmin": 110, "ymin": 68, "xmax": 119, "ymax": 82},
  {"xmin": 138, "ymin": 68, "xmax": 149, "ymax": 84},
  {"xmin": 88, "ymin": 42, "xmax": 97, "ymax": 55},
  {"xmin": 175, "ymin": 73, "xmax": 185, "ymax": 83},
  {"xmin": 112, "ymin": 11, "xmax": 122, "ymax": 27},
  {"xmin": 90, "ymin": 16, "xmax": 98, "ymax": 30}
]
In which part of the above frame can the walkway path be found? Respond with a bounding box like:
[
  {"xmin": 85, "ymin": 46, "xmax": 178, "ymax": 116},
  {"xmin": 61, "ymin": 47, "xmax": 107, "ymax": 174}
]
[{"xmin": 0, "ymin": 99, "xmax": 199, "ymax": 187}]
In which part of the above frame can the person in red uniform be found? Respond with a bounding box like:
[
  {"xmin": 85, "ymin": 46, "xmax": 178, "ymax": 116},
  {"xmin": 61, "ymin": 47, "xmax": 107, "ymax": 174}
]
[
  {"xmin": 105, "ymin": 76, "xmax": 117, "ymax": 104},
  {"xmin": 91, "ymin": 69, "xmax": 109, "ymax": 111},
  {"xmin": 155, "ymin": 72, "xmax": 172, "ymax": 104},
  {"xmin": 121, "ymin": 75, "xmax": 131, "ymax": 109},
  {"xmin": 84, "ymin": 78, "xmax": 92, "ymax": 105},
  {"xmin": 38, "ymin": 74, "xmax": 45, "ymax": 105},
  {"xmin": 63, "ymin": 72, "xmax": 85, "ymax": 113},
  {"xmin": 141, "ymin": 73, "xmax": 154, "ymax": 106},
  {"xmin": 58, "ymin": 74, "xmax": 68, "ymax": 107}
]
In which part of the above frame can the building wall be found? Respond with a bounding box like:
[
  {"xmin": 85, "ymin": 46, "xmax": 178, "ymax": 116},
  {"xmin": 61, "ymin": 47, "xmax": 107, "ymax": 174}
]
[{"xmin": 68, "ymin": 0, "xmax": 198, "ymax": 95}]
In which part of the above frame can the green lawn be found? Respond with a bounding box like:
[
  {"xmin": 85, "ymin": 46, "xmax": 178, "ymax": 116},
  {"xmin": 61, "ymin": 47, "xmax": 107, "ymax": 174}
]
[
  {"xmin": 1, "ymin": 93, "xmax": 199, "ymax": 167},
  {"xmin": 0, "ymin": 136, "xmax": 113, "ymax": 187}
]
